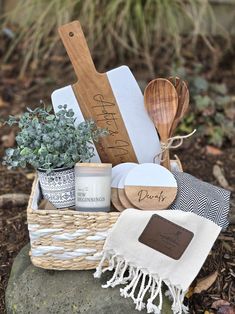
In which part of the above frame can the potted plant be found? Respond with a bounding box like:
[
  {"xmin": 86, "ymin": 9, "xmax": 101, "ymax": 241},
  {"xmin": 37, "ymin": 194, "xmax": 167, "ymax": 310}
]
[{"xmin": 2, "ymin": 104, "xmax": 107, "ymax": 209}]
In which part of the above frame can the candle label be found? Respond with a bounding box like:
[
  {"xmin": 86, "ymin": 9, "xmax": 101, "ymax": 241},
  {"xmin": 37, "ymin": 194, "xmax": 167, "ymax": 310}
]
[{"xmin": 76, "ymin": 176, "xmax": 111, "ymax": 209}]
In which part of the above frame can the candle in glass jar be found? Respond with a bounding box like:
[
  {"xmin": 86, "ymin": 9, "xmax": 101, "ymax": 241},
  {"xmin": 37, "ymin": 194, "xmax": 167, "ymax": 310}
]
[{"xmin": 75, "ymin": 163, "xmax": 112, "ymax": 212}]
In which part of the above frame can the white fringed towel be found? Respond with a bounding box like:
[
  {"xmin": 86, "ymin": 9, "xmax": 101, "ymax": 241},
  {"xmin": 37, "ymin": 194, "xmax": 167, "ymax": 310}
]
[{"xmin": 94, "ymin": 209, "xmax": 222, "ymax": 314}]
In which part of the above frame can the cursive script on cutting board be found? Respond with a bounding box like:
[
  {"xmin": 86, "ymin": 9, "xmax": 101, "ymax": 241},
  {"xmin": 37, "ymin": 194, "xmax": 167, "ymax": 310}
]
[
  {"xmin": 137, "ymin": 189, "xmax": 166, "ymax": 203},
  {"xmin": 92, "ymin": 94, "xmax": 133, "ymax": 162}
]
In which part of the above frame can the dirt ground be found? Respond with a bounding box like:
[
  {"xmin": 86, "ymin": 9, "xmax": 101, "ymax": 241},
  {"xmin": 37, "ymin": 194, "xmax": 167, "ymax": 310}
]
[{"xmin": 0, "ymin": 35, "xmax": 235, "ymax": 314}]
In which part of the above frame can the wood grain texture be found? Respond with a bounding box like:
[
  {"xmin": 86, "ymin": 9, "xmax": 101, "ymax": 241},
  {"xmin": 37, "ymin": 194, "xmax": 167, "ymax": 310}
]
[
  {"xmin": 168, "ymin": 77, "xmax": 189, "ymax": 135},
  {"xmin": 118, "ymin": 188, "xmax": 136, "ymax": 209},
  {"xmin": 144, "ymin": 78, "xmax": 178, "ymax": 170},
  {"xmin": 111, "ymin": 188, "xmax": 125, "ymax": 211},
  {"xmin": 125, "ymin": 185, "xmax": 177, "ymax": 210},
  {"xmin": 58, "ymin": 21, "xmax": 138, "ymax": 165}
]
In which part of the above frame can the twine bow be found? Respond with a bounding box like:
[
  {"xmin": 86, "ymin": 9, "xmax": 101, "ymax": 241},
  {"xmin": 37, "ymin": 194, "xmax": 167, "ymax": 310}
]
[{"xmin": 154, "ymin": 129, "xmax": 196, "ymax": 163}]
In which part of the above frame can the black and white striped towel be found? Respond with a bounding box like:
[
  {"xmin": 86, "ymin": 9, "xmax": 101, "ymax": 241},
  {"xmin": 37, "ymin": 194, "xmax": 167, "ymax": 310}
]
[{"xmin": 170, "ymin": 172, "xmax": 231, "ymax": 229}]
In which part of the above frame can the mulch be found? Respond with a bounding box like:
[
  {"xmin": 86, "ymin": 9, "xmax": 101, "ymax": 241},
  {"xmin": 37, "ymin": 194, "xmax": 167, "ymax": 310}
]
[{"xmin": 0, "ymin": 167, "xmax": 32, "ymax": 314}]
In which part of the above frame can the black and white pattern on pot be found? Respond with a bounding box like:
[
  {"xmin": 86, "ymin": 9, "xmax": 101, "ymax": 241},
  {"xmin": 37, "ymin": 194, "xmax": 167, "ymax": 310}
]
[
  {"xmin": 37, "ymin": 168, "xmax": 75, "ymax": 209},
  {"xmin": 170, "ymin": 172, "xmax": 231, "ymax": 229}
]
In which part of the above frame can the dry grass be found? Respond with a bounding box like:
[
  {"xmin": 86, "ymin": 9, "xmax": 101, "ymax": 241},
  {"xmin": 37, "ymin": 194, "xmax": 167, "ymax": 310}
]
[{"xmin": 1, "ymin": 0, "xmax": 230, "ymax": 76}]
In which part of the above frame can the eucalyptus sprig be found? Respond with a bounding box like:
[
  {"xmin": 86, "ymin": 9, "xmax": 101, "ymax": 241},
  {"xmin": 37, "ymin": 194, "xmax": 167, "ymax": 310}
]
[{"xmin": 3, "ymin": 105, "xmax": 108, "ymax": 172}]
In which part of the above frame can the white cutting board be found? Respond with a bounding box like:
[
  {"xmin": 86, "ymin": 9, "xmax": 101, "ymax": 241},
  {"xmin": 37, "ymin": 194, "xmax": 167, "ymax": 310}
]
[{"xmin": 51, "ymin": 21, "xmax": 161, "ymax": 165}]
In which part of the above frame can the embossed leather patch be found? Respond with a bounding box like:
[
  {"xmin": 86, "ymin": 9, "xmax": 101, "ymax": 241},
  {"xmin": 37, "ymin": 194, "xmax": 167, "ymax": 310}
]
[{"xmin": 138, "ymin": 214, "xmax": 194, "ymax": 260}]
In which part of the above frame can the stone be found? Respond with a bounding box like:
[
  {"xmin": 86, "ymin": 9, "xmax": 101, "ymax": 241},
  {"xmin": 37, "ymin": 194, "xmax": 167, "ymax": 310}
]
[{"xmin": 6, "ymin": 244, "xmax": 172, "ymax": 314}]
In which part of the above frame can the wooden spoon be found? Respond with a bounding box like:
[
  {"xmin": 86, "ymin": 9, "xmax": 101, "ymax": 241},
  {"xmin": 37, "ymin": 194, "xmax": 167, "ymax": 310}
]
[
  {"xmin": 168, "ymin": 76, "xmax": 189, "ymax": 135},
  {"xmin": 144, "ymin": 78, "xmax": 178, "ymax": 170}
]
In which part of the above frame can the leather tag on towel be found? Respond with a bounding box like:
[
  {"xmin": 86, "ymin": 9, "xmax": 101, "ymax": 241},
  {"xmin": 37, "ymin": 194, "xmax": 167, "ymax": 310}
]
[{"xmin": 138, "ymin": 214, "xmax": 194, "ymax": 260}]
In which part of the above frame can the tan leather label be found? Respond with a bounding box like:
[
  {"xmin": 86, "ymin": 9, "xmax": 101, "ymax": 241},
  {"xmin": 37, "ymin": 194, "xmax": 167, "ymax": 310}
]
[{"xmin": 138, "ymin": 214, "xmax": 194, "ymax": 260}]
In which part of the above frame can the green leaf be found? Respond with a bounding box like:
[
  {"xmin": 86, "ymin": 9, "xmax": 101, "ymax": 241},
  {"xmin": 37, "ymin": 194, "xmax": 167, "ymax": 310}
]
[
  {"xmin": 20, "ymin": 147, "xmax": 31, "ymax": 156},
  {"xmin": 214, "ymin": 95, "xmax": 231, "ymax": 108},
  {"xmin": 194, "ymin": 95, "xmax": 212, "ymax": 110},
  {"xmin": 210, "ymin": 83, "xmax": 227, "ymax": 95},
  {"xmin": 38, "ymin": 146, "xmax": 48, "ymax": 155},
  {"xmin": 46, "ymin": 115, "xmax": 55, "ymax": 121},
  {"xmin": 2, "ymin": 105, "xmax": 107, "ymax": 171},
  {"xmin": 193, "ymin": 76, "xmax": 209, "ymax": 92},
  {"xmin": 6, "ymin": 148, "xmax": 15, "ymax": 157},
  {"xmin": 208, "ymin": 127, "xmax": 224, "ymax": 147},
  {"xmin": 12, "ymin": 161, "xmax": 19, "ymax": 167},
  {"xmin": 46, "ymin": 105, "xmax": 53, "ymax": 112}
]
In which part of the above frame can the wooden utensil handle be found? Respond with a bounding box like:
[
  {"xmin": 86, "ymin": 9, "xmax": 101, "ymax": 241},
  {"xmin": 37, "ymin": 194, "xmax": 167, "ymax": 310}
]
[
  {"xmin": 58, "ymin": 21, "xmax": 97, "ymax": 80},
  {"xmin": 161, "ymin": 149, "xmax": 171, "ymax": 170}
]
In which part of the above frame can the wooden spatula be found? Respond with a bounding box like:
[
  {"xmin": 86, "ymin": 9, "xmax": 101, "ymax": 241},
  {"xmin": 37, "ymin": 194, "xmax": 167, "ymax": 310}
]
[
  {"xmin": 144, "ymin": 78, "xmax": 178, "ymax": 170},
  {"xmin": 168, "ymin": 76, "xmax": 189, "ymax": 135}
]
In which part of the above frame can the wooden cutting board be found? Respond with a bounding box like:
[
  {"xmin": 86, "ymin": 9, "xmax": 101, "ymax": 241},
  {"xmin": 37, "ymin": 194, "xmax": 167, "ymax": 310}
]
[{"xmin": 51, "ymin": 21, "xmax": 160, "ymax": 165}]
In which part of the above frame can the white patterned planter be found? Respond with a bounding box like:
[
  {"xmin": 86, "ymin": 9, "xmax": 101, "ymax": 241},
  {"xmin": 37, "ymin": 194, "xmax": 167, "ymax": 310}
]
[{"xmin": 37, "ymin": 167, "xmax": 75, "ymax": 209}]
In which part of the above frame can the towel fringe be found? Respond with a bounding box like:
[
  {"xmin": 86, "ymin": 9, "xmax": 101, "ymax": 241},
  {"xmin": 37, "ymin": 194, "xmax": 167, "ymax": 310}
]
[
  {"xmin": 129, "ymin": 271, "xmax": 143, "ymax": 302},
  {"xmin": 102, "ymin": 252, "xmax": 116, "ymax": 273},
  {"xmin": 102, "ymin": 256, "xmax": 123, "ymax": 288},
  {"xmin": 94, "ymin": 251, "xmax": 188, "ymax": 314},
  {"xmin": 110, "ymin": 259, "xmax": 128, "ymax": 287},
  {"xmin": 120, "ymin": 267, "xmax": 140, "ymax": 298},
  {"xmin": 93, "ymin": 251, "xmax": 108, "ymax": 278},
  {"xmin": 123, "ymin": 265, "xmax": 134, "ymax": 282},
  {"xmin": 135, "ymin": 273, "xmax": 152, "ymax": 311}
]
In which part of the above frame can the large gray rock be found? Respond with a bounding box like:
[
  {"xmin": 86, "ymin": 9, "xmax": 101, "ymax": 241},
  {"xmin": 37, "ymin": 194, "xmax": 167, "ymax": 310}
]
[{"xmin": 6, "ymin": 244, "xmax": 172, "ymax": 314}]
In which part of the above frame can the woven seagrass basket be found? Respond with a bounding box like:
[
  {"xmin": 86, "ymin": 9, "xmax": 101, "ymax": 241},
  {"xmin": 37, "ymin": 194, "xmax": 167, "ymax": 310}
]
[{"xmin": 27, "ymin": 160, "xmax": 182, "ymax": 271}]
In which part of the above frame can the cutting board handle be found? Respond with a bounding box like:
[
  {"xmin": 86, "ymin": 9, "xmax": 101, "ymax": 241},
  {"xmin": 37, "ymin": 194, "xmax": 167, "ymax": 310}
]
[{"xmin": 58, "ymin": 21, "xmax": 98, "ymax": 80}]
